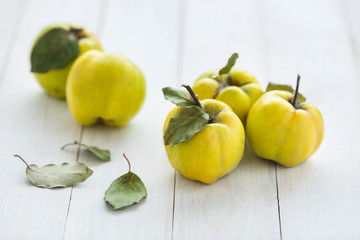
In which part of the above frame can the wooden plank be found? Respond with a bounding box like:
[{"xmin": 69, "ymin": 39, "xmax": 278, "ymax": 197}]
[
  {"xmin": 63, "ymin": 0, "xmax": 179, "ymax": 239},
  {"xmin": 0, "ymin": 0, "xmax": 102, "ymax": 239},
  {"xmin": 343, "ymin": 0, "xmax": 360, "ymax": 73},
  {"xmin": 173, "ymin": 0, "xmax": 281, "ymax": 239},
  {"xmin": 0, "ymin": 0, "xmax": 22, "ymax": 85},
  {"xmin": 264, "ymin": 0, "xmax": 360, "ymax": 238}
]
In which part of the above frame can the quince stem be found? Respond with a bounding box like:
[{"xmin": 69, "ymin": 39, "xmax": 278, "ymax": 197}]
[
  {"xmin": 291, "ymin": 74, "xmax": 301, "ymax": 108},
  {"xmin": 182, "ymin": 84, "xmax": 213, "ymax": 122},
  {"xmin": 182, "ymin": 84, "xmax": 203, "ymax": 109},
  {"xmin": 69, "ymin": 27, "xmax": 86, "ymax": 40},
  {"xmin": 123, "ymin": 153, "xmax": 132, "ymax": 181}
]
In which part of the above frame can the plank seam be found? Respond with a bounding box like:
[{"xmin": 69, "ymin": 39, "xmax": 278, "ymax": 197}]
[
  {"xmin": 275, "ymin": 163, "xmax": 283, "ymax": 240},
  {"xmin": 171, "ymin": 171, "xmax": 176, "ymax": 240},
  {"xmin": 339, "ymin": 0, "xmax": 360, "ymax": 85},
  {"xmin": 95, "ymin": 0, "xmax": 110, "ymax": 38},
  {"xmin": 0, "ymin": 0, "xmax": 27, "ymax": 90},
  {"xmin": 63, "ymin": 126, "xmax": 84, "ymax": 240},
  {"xmin": 259, "ymin": 0, "xmax": 282, "ymax": 238},
  {"xmin": 171, "ymin": 0, "xmax": 187, "ymax": 239},
  {"xmin": 172, "ymin": 0, "xmax": 186, "ymax": 238},
  {"xmin": 176, "ymin": 0, "xmax": 186, "ymax": 86},
  {"xmin": 62, "ymin": 1, "xmax": 109, "ymax": 237},
  {"xmin": 63, "ymin": 187, "xmax": 74, "ymax": 240}
]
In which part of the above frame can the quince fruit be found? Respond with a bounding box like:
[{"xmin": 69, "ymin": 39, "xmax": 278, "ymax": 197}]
[
  {"xmin": 192, "ymin": 53, "xmax": 263, "ymax": 124},
  {"xmin": 162, "ymin": 85, "xmax": 245, "ymax": 184},
  {"xmin": 31, "ymin": 23, "xmax": 102, "ymax": 98},
  {"xmin": 246, "ymin": 76, "xmax": 324, "ymax": 167},
  {"xmin": 66, "ymin": 50, "xmax": 146, "ymax": 127}
]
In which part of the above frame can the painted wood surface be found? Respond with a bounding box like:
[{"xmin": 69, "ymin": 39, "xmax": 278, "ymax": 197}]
[
  {"xmin": 0, "ymin": 0, "xmax": 359, "ymax": 239},
  {"xmin": 0, "ymin": 0, "xmax": 22, "ymax": 85},
  {"xmin": 0, "ymin": 0, "xmax": 101, "ymax": 239},
  {"xmin": 63, "ymin": 0, "xmax": 178, "ymax": 239},
  {"xmin": 172, "ymin": 0, "xmax": 280, "ymax": 239},
  {"xmin": 264, "ymin": 0, "xmax": 360, "ymax": 239},
  {"xmin": 344, "ymin": 0, "xmax": 360, "ymax": 73}
]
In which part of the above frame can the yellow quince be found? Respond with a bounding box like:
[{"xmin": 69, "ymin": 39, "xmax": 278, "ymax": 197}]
[
  {"xmin": 31, "ymin": 23, "xmax": 102, "ymax": 98},
  {"xmin": 190, "ymin": 54, "xmax": 262, "ymax": 125},
  {"xmin": 66, "ymin": 50, "xmax": 146, "ymax": 127},
  {"xmin": 162, "ymin": 85, "xmax": 245, "ymax": 184},
  {"xmin": 193, "ymin": 68, "xmax": 263, "ymax": 124},
  {"xmin": 246, "ymin": 76, "xmax": 324, "ymax": 167}
]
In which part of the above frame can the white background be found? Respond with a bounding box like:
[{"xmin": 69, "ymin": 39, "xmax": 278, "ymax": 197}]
[{"xmin": 0, "ymin": 0, "xmax": 360, "ymax": 239}]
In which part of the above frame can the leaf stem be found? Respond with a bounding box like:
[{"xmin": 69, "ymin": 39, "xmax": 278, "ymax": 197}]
[
  {"xmin": 291, "ymin": 74, "xmax": 301, "ymax": 108},
  {"xmin": 123, "ymin": 153, "xmax": 132, "ymax": 181},
  {"xmin": 14, "ymin": 154, "xmax": 34, "ymax": 171},
  {"xmin": 61, "ymin": 140, "xmax": 84, "ymax": 150},
  {"xmin": 61, "ymin": 142, "xmax": 78, "ymax": 150},
  {"xmin": 61, "ymin": 143, "xmax": 76, "ymax": 150}
]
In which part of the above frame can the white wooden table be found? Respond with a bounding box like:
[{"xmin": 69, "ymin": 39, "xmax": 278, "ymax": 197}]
[{"xmin": 1, "ymin": 0, "xmax": 360, "ymax": 239}]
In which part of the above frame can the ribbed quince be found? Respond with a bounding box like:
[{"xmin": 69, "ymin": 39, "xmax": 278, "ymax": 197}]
[
  {"xmin": 192, "ymin": 53, "xmax": 263, "ymax": 124},
  {"xmin": 31, "ymin": 23, "xmax": 102, "ymax": 98},
  {"xmin": 66, "ymin": 50, "xmax": 146, "ymax": 127},
  {"xmin": 162, "ymin": 85, "xmax": 245, "ymax": 184},
  {"xmin": 246, "ymin": 76, "xmax": 324, "ymax": 167}
]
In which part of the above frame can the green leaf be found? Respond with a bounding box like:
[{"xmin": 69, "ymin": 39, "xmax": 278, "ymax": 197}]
[
  {"xmin": 12, "ymin": 154, "xmax": 93, "ymax": 188},
  {"xmin": 266, "ymin": 82, "xmax": 294, "ymax": 92},
  {"xmin": 62, "ymin": 141, "xmax": 111, "ymax": 161},
  {"xmin": 164, "ymin": 106, "xmax": 209, "ymax": 145},
  {"xmin": 104, "ymin": 172, "xmax": 147, "ymax": 210},
  {"xmin": 26, "ymin": 163, "xmax": 93, "ymax": 188},
  {"xmin": 75, "ymin": 140, "xmax": 111, "ymax": 161},
  {"xmin": 162, "ymin": 87, "xmax": 197, "ymax": 107},
  {"xmin": 266, "ymin": 82, "xmax": 306, "ymax": 103},
  {"xmin": 218, "ymin": 53, "xmax": 239, "ymax": 75},
  {"xmin": 292, "ymin": 94, "xmax": 306, "ymax": 103},
  {"xmin": 31, "ymin": 28, "xmax": 80, "ymax": 73}
]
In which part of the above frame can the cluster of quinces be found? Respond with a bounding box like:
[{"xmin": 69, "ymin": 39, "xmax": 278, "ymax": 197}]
[
  {"xmin": 162, "ymin": 54, "xmax": 324, "ymax": 184},
  {"xmin": 31, "ymin": 24, "xmax": 324, "ymax": 185}
]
